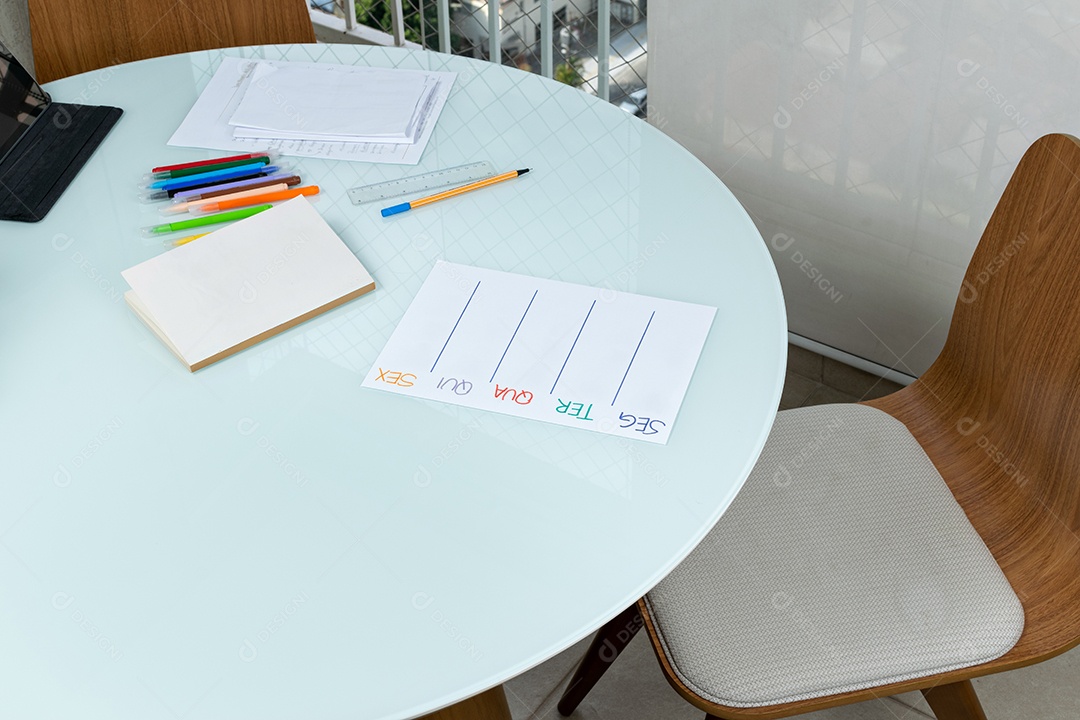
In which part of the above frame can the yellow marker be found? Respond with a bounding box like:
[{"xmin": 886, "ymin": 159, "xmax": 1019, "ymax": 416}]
[{"xmin": 170, "ymin": 232, "xmax": 211, "ymax": 247}]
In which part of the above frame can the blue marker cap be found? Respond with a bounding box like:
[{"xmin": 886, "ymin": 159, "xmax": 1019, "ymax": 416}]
[
  {"xmin": 148, "ymin": 161, "xmax": 267, "ymax": 190},
  {"xmin": 154, "ymin": 164, "xmax": 283, "ymax": 193},
  {"xmin": 381, "ymin": 202, "xmax": 412, "ymax": 217}
]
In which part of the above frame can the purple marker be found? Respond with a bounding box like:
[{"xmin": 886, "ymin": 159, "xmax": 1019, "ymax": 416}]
[{"xmin": 142, "ymin": 172, "xmax": 299, "ymax": 202}]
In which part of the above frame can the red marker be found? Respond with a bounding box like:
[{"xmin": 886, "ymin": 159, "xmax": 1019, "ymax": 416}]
[{"xmin": 151, "ymin": 152, "xmax": 274, "ymax": 174}]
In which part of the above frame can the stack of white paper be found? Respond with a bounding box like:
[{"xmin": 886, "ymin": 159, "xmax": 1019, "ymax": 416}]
[
  {"xmin": 230, "ymin": 62, "xmax": 436, "ymax": 144},
  {"xmin": 169, "ymin": 58, "xmax": 456, "ymax": 165}
]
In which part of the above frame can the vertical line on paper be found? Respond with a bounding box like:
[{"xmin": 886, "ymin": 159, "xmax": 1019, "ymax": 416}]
[
  {"xmin": 550, "ymin": 299, "xmax": 596, "ymax": 394},
  {"xmin": 612, "ymin": 311, "xmax": 655, "ymax": 406},
  {"xmin": 490, "ymin": 289, "xmax": 538, "ymax": 382},
  {"xmin": 430, "ymin": 280, "xmax": 481, "ymax": 372}
]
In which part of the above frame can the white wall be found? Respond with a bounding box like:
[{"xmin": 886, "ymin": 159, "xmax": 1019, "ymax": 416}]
[
  {"xmin": 0, "ymin": 0, "xmax": 32, "ymax": 72},
  {"xmin": 649, "ymin": 0, "xmax": 1079, "ymax": 376}
]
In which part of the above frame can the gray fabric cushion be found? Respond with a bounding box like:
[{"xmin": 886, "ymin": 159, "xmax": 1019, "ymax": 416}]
[{"xmin": 644, "ymin": 404, "xmax": 1024, "ymax": 708}]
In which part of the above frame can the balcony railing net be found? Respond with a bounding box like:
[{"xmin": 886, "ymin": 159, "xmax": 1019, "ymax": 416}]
[{"xmin": 309, "ymin": 0, "xmax": 649, "ymax": 118}]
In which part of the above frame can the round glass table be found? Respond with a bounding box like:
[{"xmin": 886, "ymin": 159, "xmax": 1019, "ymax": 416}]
[{"xmin": 1, "ymin": 44, "xmax": 786, "ymax": 720}]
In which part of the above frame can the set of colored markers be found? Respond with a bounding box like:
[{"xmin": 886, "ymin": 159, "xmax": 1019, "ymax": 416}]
[{"xmin": 140, "ymin": 151, "xmax": 319, "ymax": 246}]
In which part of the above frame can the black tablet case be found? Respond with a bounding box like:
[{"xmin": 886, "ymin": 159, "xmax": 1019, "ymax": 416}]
[{"xmin": 0, "ymin": 102, "xmax": 122, "ymax": 223}]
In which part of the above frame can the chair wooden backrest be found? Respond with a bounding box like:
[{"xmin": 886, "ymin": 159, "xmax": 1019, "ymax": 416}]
[
  {"xmin": 28, "ymin": 0, "xmax": 317, "ymax": 83},
  {"xmin": 869, "ymin": 132, "xmax": 1080, "ymax": 672}
]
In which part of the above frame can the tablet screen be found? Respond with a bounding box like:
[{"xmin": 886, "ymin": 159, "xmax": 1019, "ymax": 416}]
[{"xmin": 0, "ymin": 40, "xmax": 50, "ymax": 165}]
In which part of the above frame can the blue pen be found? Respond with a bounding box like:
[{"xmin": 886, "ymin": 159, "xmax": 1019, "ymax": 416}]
[{"xmin": 150, "ymin": 162, "xmax": 275, "ymax": 190}]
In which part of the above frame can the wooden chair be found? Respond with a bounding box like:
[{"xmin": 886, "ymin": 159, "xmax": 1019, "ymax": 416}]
[
  {"xmin": 557, "ymin": 133, "xmax": 1080, "ymax": 720},
  {"xmin": 28, "ymin": 0, "xmax": 317, "ymax": 83}
]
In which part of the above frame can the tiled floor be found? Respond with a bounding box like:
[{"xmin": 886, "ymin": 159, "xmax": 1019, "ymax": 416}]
[
  {"xmin": 780, "ymin": 344, "xmax": 905, "ymax": 409},
  {"xmin": 504, "ymin": 345, "xmax": 1080, "ymax": 720}
]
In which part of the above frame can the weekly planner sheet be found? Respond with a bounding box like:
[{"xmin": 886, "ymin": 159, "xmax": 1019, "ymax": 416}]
[{"xmin": 364, "ymin": 262, "xmax": 717, "ymax": 444}]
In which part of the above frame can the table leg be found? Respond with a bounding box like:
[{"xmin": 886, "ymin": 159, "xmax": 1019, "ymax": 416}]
[{"xmin": 418, "ymin": 685, "xmax": 512, "ymax": 720}]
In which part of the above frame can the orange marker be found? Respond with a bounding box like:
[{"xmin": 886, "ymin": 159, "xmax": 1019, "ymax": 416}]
[
  {"xmin": 162, "ymin": 183, "xmax": 289, "ymax": 215},
  {"xmin": 191, "ymin": 185, "xmax": 320, "ymax": 214}
]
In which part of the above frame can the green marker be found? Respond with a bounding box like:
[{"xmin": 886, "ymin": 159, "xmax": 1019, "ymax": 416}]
[{"xmin": 142, "ymin": 204, "xmax": 273, "ymax": 236}]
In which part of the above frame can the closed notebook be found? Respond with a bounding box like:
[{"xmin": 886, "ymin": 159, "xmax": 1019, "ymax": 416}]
[{"xmin": 121, "ymin": 196, "xmax": 375, "ymax": 371}]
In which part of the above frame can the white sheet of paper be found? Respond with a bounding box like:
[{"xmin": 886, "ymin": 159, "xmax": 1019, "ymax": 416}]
[
  {"xmin": 231, "ymin": 126, "xmax": 418, "ymax": 144},
  {"xmin": 229, "ymin": 61, "xmax": 430, "ymax": 137},
  {"xmin": 121, "ymin": 197, "xmax": 374, "ymax": 367},
  {"xmin": 168, "ymin": 57, "xmax": 455, "ymax": 165},
  {"xmin": 363, "ymin": 262, "xmax": 717, "ymax": 444}
]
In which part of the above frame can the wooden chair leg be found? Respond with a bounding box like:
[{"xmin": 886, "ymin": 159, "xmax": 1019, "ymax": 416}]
[
  {"xmin": 557, "ymin": 603, "xmax": 643, "ymax": 716},
  {"xmin": 921, "ymin": 680, "xmax": 988, "ymax": 720}
]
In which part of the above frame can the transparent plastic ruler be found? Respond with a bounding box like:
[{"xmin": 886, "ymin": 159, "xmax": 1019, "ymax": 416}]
[{"xmin": 348, "ymin": 162, "xmax": 496, "ymax": 205}]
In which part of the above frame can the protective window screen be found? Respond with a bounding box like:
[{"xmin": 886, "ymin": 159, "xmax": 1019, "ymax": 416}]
[{"xmin": 649, "ymin": 1, "xmax": 1067, "ymax": 376}]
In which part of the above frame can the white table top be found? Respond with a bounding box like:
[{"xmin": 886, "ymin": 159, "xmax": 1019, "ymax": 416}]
[{"xmin": 0, "ymin": 45, "xmax": 786, "ymax": 720}]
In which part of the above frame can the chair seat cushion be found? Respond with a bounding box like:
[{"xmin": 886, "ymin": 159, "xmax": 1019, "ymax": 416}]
[{"xmin": 644, "ymin": 404, "xmax": 1024, "ymax": 708}]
